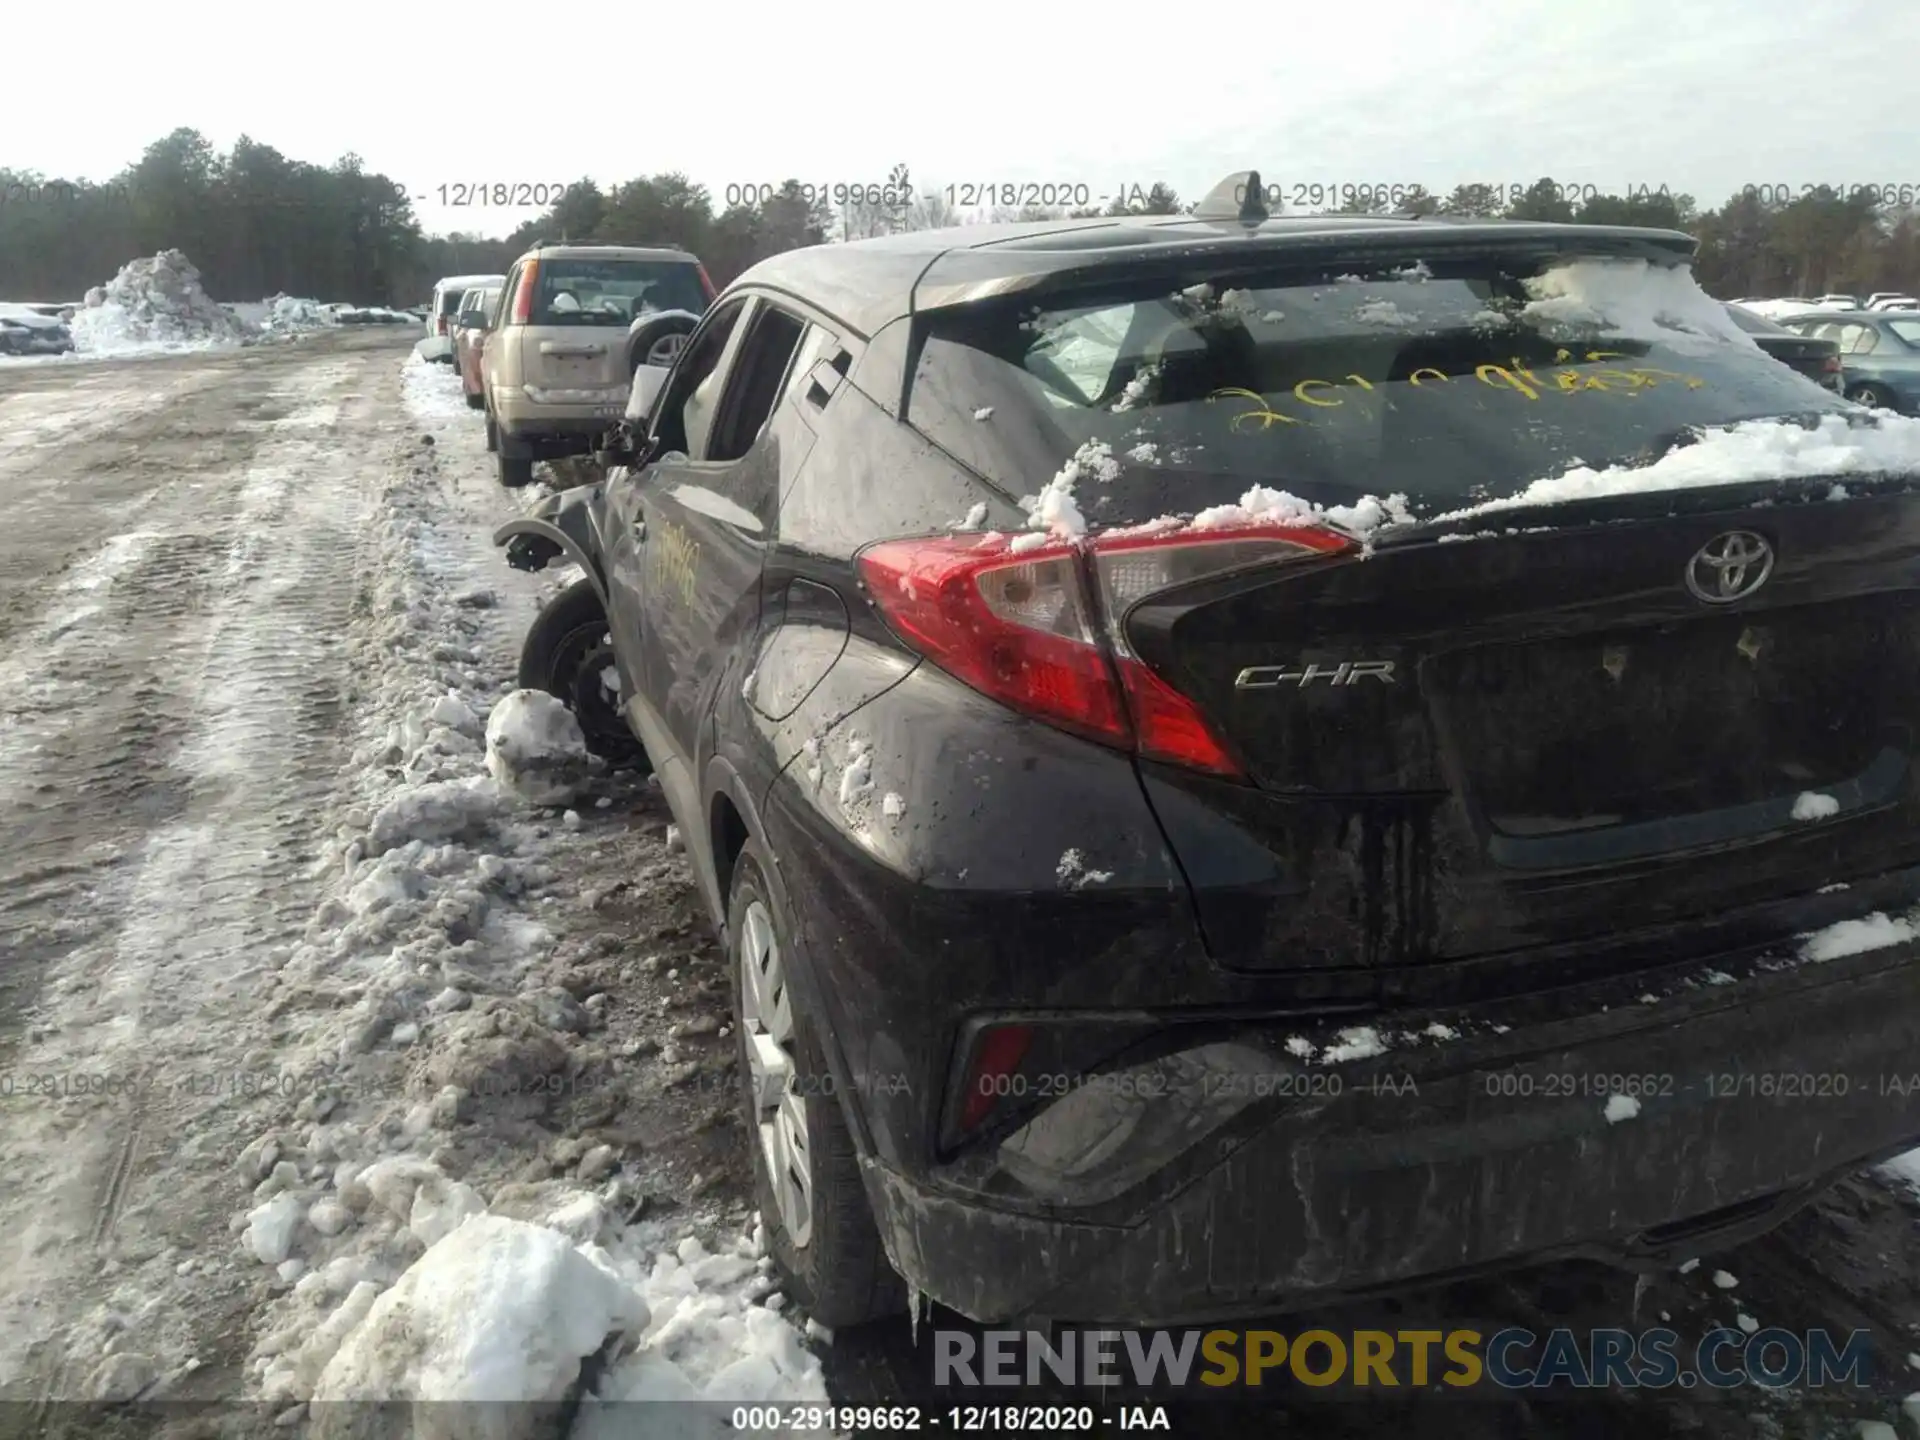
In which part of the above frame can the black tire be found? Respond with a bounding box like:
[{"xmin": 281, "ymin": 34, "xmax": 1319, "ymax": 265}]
[
  {"xmin": 497, "ymin": 448, "xmax": 534, "ymax": 488},
  {"xmin": 516, "ymin": 578, "xmax": 647, "ymax": 769},
  {"xmin": 1851, "ymin": 383, "xmax": 1893, "ymax": 410},
  {"xmin": 464, "ymin": 383, "xmax": 485, "ymax": 411},
  {"xmin": 628, "ymin": 312, "xmax": 700, "ymax": 377},
  {"xmin": 728, "ymin": 841, "xmax": 906, "ymax": 1329},
  {"xmin": 484, "ymin": 413, "xmax": 498, "ymax": 453}
]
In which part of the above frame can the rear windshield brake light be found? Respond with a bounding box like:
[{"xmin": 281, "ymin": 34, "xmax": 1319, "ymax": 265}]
[{"xmin": 859, "ymin": 522, "xmax": 1359, "ymax": 776}]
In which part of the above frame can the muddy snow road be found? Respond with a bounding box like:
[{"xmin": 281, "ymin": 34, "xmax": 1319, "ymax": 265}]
[{"xmin": 0, "ymin": 334, "xmax": 810, "ymax": 1431}]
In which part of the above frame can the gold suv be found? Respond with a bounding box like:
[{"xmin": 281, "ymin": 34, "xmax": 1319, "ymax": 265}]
[{"xmin": 482, "ymin": 243, "xmax": 712, "ymax": 487}]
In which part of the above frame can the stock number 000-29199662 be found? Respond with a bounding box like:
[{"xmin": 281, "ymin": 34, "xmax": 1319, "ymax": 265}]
[{"xmin": 732, "ymin": 1406, "xmax": 1109, "ymax": 1432}]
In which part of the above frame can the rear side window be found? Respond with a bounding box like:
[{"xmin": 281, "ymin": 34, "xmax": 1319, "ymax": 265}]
[
  {"xmin": 532, "ymin": 259, "xmax": 707, "ymax": 328},
  {"xmin": 1889, "ymin": 319, "xmax": 1920, "ymax": 346},
  {"xmin": 437, "ymin": 288, "xmax": 465, "ymax": 316},
  {"xmin": 907, "ymin": 255, "xmax": 1855, "ymax": 519}
]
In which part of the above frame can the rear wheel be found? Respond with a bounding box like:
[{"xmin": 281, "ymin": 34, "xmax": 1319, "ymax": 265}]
[
  {"xmin": 463, "ymin": 380, "xmax": 485, "ymax": 411},
  {"xmin": 1851, "ymin": 383, "xmax": 1894, "ymax": 410},
  {"xmin": 484, "ymin": 413, "xmax": 498, "ymax": 452},
  {"xmin": 516, "ymin": 578, "xmax": 646, "ymax": 768},
  {"xmin": 729, "ymin": 841, "xmax": 905, "ymax": 1328},
  {"xmin": 496, "ymin": 448, "xmax": 534, "ymax": 488}
]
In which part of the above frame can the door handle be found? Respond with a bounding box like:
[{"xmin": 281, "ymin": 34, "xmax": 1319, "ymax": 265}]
[{"xmin": 634, "ymin": 518, "xmax": 646, "ymax": 543}]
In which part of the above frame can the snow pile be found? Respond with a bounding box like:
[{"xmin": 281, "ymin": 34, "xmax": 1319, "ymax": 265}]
[
  {"xmin": 1433, "ymin": 412, "xmax": 1920, "ymax": 526},
  {"xmin": 69, "ymin": 250, "xmax": 257, "ymax": 355},
  {"xmin": 1603, "ymin": 1093, "xmax": 1641, "ymax": 1124},
  {"xmin": 487, "ymin": 690, "xmax": 595, "ymax": 805},
  {"xmin": 309, "ymin": 1215, "xmax": 646, "ymax": 1430},
  {"xmin": 1018, "ymin": 438, "xmax": 1121, "ymax": 543},
  {"xmin": 261, "ymin": 295, "xmax": 337, "ymax": 334},
  {"xmin": 403, "ymin": 351, "xmax": 475, "ymax": 422},
  {"xmin": 217, "ymin": 372, "xmax": 835, "ymax": 1424},
  {"xmin": 1801, "ymin": 909, "xmax": 1920, "ymax": 963},
  {"xmin": 1792, "ymin": 790, "xmax": 1840, "ymax": 821},
  {"xmin": 575, "ymin": 1224, "xmax": 831, "ymax": 1432},
  {"xmin": 1189, "ymin": 484, "xmax": 1412, "ymax": 538},
  {"xmin": 1520, "ymin": 259, "xmax": 1760, "ymax": 354}
]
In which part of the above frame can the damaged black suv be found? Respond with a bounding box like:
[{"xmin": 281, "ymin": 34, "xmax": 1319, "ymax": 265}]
[{"xmin": 497, "ymin": 172, "xmax": 1920, "ymax": 1329}]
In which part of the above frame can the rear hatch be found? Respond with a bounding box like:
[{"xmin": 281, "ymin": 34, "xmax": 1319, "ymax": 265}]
[
  {"xmin": 518, "ymin": 256, "xmax": 707, "ymax": 417},
  {"xmin": 903, "ymin": 240, "xmax": 1920, "ymax": 976}
]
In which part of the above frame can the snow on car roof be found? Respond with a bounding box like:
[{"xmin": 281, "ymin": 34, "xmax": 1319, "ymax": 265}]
[{"xmin": 736, "ymin": 214, "xmax": 1696, "ymax": 339}]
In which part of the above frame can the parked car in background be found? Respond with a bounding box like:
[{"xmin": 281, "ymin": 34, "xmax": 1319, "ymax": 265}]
[
  {"xmin": 481, "ymin": 245, "xmax": 713, "ymax": 487},
  {"xmin": 454, "ymin": 284, "xmax": 503, "ymax": 410},
  {"xmin": 492, "ymin": 188, "xmax": 1920, "ymax": 1329},
  {"xmin": 0, "ymin": 302, "xmax": 75, "ymax": 355},
  {"xmin": 1816, "ymin": 292, "xmax": 1862, "ymax": 309},
  {"xmin": 1774, "ymin": 309, "xmax": 1920, "ymax": 411},
  {"xmin": 420, "ymin": 273, "xmax": 505, "ymax": 364},
  {"xmin": 1722, "ymin": 301, "xmax": 1844, "ymax": 391},
  {"xmin": 1869, "ymin": 296, "xmax": 1919, "ymax": 312}
]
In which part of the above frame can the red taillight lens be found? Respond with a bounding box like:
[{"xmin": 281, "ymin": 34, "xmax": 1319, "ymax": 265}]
[
  {"xmin": 861, "ymin": 534, "xmax": 1130, "ymax": 747},
  {"xmin": 858, "ymin": 521, "xmax": 1356, "ymax": 778},
  {"xmin": 960, "ymin": 1023, "xmax": 1033, "ymax": 1132},
  {"xmin": 436, "ymin": 314, "xmax": 449, "ymax": 336},
  {"xmin": 697, "ymin": 264, "xmax": 716, "ymax": 303},
  {"xmin": 511, "ymin": 259, "xmax": 540, "ymax": 324},
  {"xmin": 1823, "ymin": 354, "xmax": 1843, "ymax": 373}
]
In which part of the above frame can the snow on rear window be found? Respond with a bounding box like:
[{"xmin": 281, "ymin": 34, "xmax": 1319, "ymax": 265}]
[{"xmin": 910, "ymin": 254, "xmax": 1870, "ymax": 536}]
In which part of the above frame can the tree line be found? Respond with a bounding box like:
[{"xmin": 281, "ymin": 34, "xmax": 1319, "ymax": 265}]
[{"xmin": 5, "ymin": 130, "xmax": 1920, "ymax": 305}]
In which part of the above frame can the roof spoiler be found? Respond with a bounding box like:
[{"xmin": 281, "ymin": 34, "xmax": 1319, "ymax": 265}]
[{"xmin": 1191, "ymin": 170, "xmax": 1272, "ymax": 225}]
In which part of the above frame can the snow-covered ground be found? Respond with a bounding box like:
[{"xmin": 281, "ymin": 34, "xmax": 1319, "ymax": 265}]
[{"xmin": 0, "ymin": 337, "xmax": 828, "ymax": 1427}]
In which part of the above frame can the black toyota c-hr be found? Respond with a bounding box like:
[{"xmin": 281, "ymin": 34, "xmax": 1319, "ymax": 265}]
[{"xmin": 497, "ymin": 172, "xmax": 1920, "ymax": 1330}]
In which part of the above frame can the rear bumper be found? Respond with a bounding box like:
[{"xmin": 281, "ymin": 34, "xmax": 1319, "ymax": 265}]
[
  {"xmin": 869, "ymin": 928, "xmax": 1920, "ymax": 1325},
  {"xmin": 492, "ymin": 394, "xmax": 623, "ymax": 450}
]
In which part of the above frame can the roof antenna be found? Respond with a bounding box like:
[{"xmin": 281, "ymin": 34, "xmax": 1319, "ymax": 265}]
[
  {"xmin": 1238, "ymin": 169, "xmax": 1270, "ymax": 225},
  {"xmin": 1193, "ymin": 170, "xmax": 1270, "ymax": 224}
]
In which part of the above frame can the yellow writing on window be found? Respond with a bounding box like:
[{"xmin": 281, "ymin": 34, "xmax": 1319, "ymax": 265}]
[{"xmin": 1208, "ymin": 355, "xmax": 1707, "ymax": 432}]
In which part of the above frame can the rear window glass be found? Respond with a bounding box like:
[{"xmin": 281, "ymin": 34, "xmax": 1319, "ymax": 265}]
[
  {"xmin": 907, "ymin": 256, "xmax": 1854, "ymax": 522},
  {"xmin": 1888, "ymin": 319, "xmax": 1920, "ymax": 346},
  {"xmin": 437, "ymin": 289, "xmax": 467, "ymax": 315},
  {"xmin": 531, "ymin": 259, "xmax": 706, "ymax": 327}
]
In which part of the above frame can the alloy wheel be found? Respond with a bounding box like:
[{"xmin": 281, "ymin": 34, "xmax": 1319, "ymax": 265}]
[
  {"xmin": 739, "ymin": 899, "xmax": 812, "ymax": 1246},
  {"xmin": 646, "ymin": 331, "xmax": 689, "ymax": 367}
]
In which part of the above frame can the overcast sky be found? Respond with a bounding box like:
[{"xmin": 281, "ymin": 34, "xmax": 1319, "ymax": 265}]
[{"xmin": 10, "ymin": 0, "xmax": 1918, "ymax": 238}]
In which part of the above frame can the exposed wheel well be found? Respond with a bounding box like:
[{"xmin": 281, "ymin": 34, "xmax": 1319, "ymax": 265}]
[{"xmin": 711, "ymin": 792, "xmax": 750, "ymax": 911}]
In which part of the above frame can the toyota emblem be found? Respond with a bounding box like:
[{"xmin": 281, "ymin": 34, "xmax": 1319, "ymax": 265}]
[{"xmin": 1685, "ymin": 530, "xmax": 1774, "ymax": 604}]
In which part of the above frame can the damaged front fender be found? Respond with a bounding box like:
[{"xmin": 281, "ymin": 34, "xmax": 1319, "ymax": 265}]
[{"xmin": 491, "ymin": 482, "xmax": 610, "ymax": 605}]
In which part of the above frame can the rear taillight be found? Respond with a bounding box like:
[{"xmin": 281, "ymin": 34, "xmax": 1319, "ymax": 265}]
[
  {"xmin": 959, "ymin": 1023, "xmax": 1033, "ymax": 1133},
  {"xmin": 696, "ymin": 264, "xmax": 716, "ymax": 303},
  {"xmin": 858, "ymin": 522, "xmax": 1356, "ymax": 777},
  {"xmin": 511, "ymin": 259, "xmax": 540, "ymax": 323},
  {"xmin": 1823, "ymin": 354, "xmax": 1844, "ymax": 373},
  {"xmin": 436, "ymin": 314, "xmax": 449, "ymax": 336}
]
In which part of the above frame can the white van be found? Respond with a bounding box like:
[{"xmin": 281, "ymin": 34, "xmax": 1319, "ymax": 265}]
[{"xmin": 418, "ymin": 273, "xmax": 506, "ymax": 363}]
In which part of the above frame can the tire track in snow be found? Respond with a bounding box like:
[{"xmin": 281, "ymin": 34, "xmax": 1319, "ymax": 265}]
[{"xmin": 0, "ymin": 340, "xmax": 418, "ymax": 1404}]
